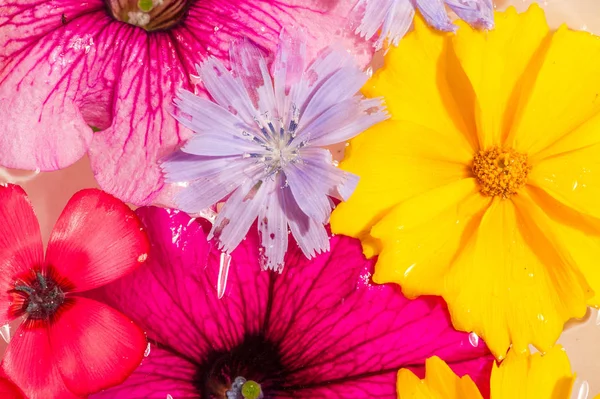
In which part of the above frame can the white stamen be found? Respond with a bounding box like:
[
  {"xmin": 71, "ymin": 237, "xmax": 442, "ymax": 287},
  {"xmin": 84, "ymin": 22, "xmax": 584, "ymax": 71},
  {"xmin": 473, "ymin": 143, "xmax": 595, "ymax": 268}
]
[
  {"xmin": 128, "ymin": 11, "xmax": 151, "ymax": 27},
  {"xmin": 217, "ymin": 252, "xmax": 232, "ymax": 299}
]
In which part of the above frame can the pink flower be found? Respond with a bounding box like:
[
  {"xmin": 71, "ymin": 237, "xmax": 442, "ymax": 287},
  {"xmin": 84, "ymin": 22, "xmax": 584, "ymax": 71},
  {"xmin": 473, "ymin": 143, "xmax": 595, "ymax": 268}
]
[
  {"xmin": 0, "ymin": 375, "xmax": 25, "ymax": 399},
  {"xmin": 0, "ymin": 0, "xmax": 373, "ymax": 205},
  {"xmin": 91, "ymin": 207, "xmax": 493, "ymax": 398},
  {"xmin": 0, "ymin": 185, "xmax": 150, "ymax": 398}
]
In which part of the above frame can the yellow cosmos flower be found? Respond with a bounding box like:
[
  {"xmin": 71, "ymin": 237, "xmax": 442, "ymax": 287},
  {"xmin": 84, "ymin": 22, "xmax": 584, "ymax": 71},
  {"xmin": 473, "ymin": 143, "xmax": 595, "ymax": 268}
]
[
  {"xmin": 397, "ymin": 346, "xmax": 575, "ymax": 399},
  {"xmin": 330, "ymin": 4, "xmax": 600, "ymax": 358}
]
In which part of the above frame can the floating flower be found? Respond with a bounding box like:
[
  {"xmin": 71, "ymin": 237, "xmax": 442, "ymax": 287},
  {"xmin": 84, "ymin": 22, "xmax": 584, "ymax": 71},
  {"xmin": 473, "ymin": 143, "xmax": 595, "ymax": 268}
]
[
  {"xmin": 0, "ymin": 185, "xmax": 149, "ymax": 398},
  {"xmin": 90, "ymin": 207, "xmax": 492, "ymax": 398},
  {"xmin": 162, "ymin": 31, "xmax": 388, "ymax": 271},
  {"xmin": 0, "ymin": 0, "xmax": 373, "ymax": 206},
  {"xmin": 352, "ymin": 0, "xmax": 494, "ymax": 49},
  {"xmin": 397, "ymin": 346, "xmax": 575, "ymax": 399},
  {"xmin": 331, "ymin": 5, "xmax": 600, "ymax": 358}
]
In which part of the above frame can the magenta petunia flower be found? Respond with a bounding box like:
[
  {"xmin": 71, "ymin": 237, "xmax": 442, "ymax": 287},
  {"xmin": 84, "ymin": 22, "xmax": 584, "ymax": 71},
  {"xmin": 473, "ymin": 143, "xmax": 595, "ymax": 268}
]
[
  {"xmin": 0, "ymin": 0, "xmax": 373, "ymax": 205},
  {"xmin": 90, "ymin": 207, "xmax": 493, "ymax": 399},
  {"xmin": 352, "ymin": 0, "xmax": 494, "ymax": 49},
  {"xmin": 162, "ymin": 31, "xmax": 388, "ymax": 271},
  {"xmin": 0, "ymin": 185, "xmax": 149, "ymax": 399}
]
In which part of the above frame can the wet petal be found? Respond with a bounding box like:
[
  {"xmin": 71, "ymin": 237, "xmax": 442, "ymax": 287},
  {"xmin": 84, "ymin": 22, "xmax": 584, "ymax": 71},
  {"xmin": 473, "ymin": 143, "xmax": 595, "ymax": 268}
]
[
  {"xmin": 90, "ymin": 345, "xmax": 198, "ymax": 399},
  {"xmin": 446, "ymin": 0, "xmax": 494, "ymax": 30},
  {"xmin": 46, "ymin": 189, "xmax": 149, "ymax": 292},
  {"xmin": 3, "ymin": 324, "xmax": 80, "ymax": 399},
  {"xmin": 0, "ymin": 185, "xmax": 44, "ymax": 325},
  {"xmin": 258, "ymin": 173, "xmax": 288, "ymax": 272},
  {"xmin": 414, "ymin": 0, "xmax": 457, "ymax": 31},
  {"xmin": 353, "ymin": 0, "xmax": 415, "ymax": 50}
]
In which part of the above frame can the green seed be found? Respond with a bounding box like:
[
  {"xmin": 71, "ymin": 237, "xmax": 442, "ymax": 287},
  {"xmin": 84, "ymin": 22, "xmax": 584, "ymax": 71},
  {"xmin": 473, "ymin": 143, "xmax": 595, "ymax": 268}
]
[
  {"xmin": 241, "ymin": 380, "xmax": 262, "ymax": 399},
  {"xmin": 138, "ymin": 0, "xmax": 153, "ymax": 12}
]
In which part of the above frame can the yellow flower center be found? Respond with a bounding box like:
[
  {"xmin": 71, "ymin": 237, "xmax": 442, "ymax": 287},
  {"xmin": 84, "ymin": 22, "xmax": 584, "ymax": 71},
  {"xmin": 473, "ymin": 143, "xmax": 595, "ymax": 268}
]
[{"xmin": 472, "ymin": 147, "xmax": 531, "ymax": 198}]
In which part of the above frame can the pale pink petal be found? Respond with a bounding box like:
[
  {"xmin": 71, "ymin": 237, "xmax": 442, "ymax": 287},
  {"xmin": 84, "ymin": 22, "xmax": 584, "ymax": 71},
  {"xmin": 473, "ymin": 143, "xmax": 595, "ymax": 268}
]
[
  {"xmin": 90, "ymin": 346, "xmax": 199, "ymax": 399},
  {"xmin": 0, "ymin": 185, "xmax": 44, "ymax": 325},
  {"xmin": 2, "ymin": 324, "xmax": 81, "ymax": 399}
]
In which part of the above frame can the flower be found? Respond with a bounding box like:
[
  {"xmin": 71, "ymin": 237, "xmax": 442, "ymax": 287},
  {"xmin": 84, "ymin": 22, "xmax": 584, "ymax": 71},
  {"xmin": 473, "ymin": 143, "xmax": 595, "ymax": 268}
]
[
  {"xmin": 0, "ymin": 185, "xmax": 149, "ymax": 398},
  {"xmin": 330, "ymin": 5, "xmax": 600, "ymax": 358},
  {"xmin": 89, "ymin": 207, "xmax": 493, "ymax": 398},
  {"xmin": 397, "ymin": 346, "xmax": 575, "ymax": 399},
  {"xmin": 0, "ymin": 0, "xmax": 373, "ymax": 206},
  {"xmin": 162, "ymin": 31, "xmax": 388, "ymax": 271},
  {"xmin": 352, "ymin": 0, "xmax": 494, "ymax": 50},
  {"xmin": 0, "ymin": 375, "xmax": 25, "ymax": 399}
]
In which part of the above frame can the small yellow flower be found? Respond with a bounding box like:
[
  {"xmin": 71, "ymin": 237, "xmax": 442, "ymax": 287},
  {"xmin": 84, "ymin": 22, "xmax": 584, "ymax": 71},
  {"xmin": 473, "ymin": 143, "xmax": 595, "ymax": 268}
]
[
  {"xmin": 397, "ymin": 346, "xmax": 575, "ymax": 399},
  {"xmin": 331, "ymin": 4, "xmax": 600, "ymax": 357}
]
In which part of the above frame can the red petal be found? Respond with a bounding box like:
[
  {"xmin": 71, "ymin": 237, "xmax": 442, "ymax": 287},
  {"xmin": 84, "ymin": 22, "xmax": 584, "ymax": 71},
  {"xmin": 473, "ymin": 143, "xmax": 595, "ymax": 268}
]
[
  {"xmin": 2, "ymin": 324, "xmax": 80, "ymax": 399},
  {"xmin": 49, "ymin": 297, "xmax": 146, "ymax": 396},
  {"xmin": 0, "ymin": 375, "xmax": 25, "ymax": 399},
  {"xmin": 46, "ymin": 189, "xmax": 149, "ymax": 292},
  {"xmin": 0, "ymin": 184, "xmax": 44, "ymax": 324}
]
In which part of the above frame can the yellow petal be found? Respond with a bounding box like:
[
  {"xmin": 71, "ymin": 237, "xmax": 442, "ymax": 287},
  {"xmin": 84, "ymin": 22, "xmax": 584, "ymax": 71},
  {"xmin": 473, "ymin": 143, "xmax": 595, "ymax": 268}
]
[
  {"xmin": 331, "ymin": 120, "xmax": 471, "ymax": 257},
  {"xmin": 523, "ymin": 185, "xmax": 600, "ymax": 305},
  {"xmin": 452, "ymin": 5, "xmax": 549, "ymax": 148},
  {"xmin": 491, "ymin": 346, "xmax": 575, "ymax": 399},
  {"xmin": 506, "ymin": 23, "xmax": 600, "ymax": 155},
  {"xmin": 371, "ymin": 178, "xmax": 489, "ymax": 298},
  {"xmin": 529, "ymin": 143, "xmax": 600, "ymax": 220},
  {"xmin": 365, "ymin": 12, "xmax": 479, "ymax": 153},
  {"xmin": 397, "ymin": 356, "xmax": 483, "ymax": 399},
  {"xmin": 444, "ymin": 198, "xmax": 587, "ymax": 357}
]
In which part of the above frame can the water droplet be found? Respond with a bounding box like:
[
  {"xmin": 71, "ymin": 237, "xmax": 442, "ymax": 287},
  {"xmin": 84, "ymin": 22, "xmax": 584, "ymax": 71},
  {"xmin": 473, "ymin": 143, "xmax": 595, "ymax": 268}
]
[
  {"xmin": 217, "ymin": 252, "xmax": 232, "ymax": 299},
  {"xmin": 144, "ymin": 342, "xmax": 151, "ymax": 357},
  {"xmin": 0, "ymin": 323, "xmax": 10, "ymax": 343},
  {"xmin": 468, "ymin": 332, "xmax": 479, "ymax": 347}
]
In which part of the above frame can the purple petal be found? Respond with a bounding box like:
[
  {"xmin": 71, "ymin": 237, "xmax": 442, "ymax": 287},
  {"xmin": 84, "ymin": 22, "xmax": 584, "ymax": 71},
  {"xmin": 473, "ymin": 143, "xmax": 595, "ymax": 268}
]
[
  {"xmin": 258, "ymin": 173, "xmax": 289, "ymax": 272},
  {"xmin": 94, "ymin": 207, "xmax": 493, "ymax": 398},
  {"xmin": 446, "ymin": 0, "xmax": 495, "ymax": 30},
  {"xmin": 415, "ymin": 0, "xmax": 458, "ymax": 32},
  {"xmin": 353, "ymin": 0, "xmax": 415, "ymax": 49},
  {"xmin": 295, "ymin": 97, "xmax": 388, "ymax": 148},
  {"xmin": 209, "ymin": 178, "xmax": 268, "ymax": 253},
  {"xmin": 379, "ymin": 0, "xmax": 416, "ymax": 48}
]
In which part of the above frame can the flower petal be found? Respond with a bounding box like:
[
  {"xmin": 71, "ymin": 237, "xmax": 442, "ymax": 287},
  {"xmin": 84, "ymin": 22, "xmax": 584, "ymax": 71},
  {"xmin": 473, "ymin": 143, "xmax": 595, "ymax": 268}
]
[
  {"xmin": 0, "ymin": 376, "xmax": 25, "ymax": 399},
  {"xmin": 353, "ymin": 0, "xmax": 415, "ymax": 50},
  {"xmin": 2, "ymin": 324, "xmax": 80, "ymax": 399},
  {"xmin": 446, "ymin": 0, "xmax": 494, "ymax": 30},
  {"xmin": 98, "ymin": 207, "xmax": 271, "ymax": 365},
  {"xmin": 89, "ymin": 345, "xmax": 198, "ymax": 399},
  {"xmin": 267, "ymin": 234, "xmax": 492, "ymax": 396},
  {"xmin": 490, "ymin": 346, "xmax": 575, "ymax": 399},
  {"xmin": 0, "ymin": 184, "xmax": 44, "ymax": 325},
  {"xmin": 396, "ymin": 356, "xmax": 484, "ymax": 399},
  {"xmin": 331, "ymin": 120, "xmax": 471, "ymax": 257},
  {"xmin": 451, "ymin": 5, "xmax": 549, "ymax": 148},
  {"xmin": 414, "ymin": 0, "xmax": 457, "ymax": 31},
  {"xmin": 528, "ymin": 143, "xmax": 600, "ymax": 220},
  {"xmin": 507, "ymin": 20, "xmax": 600, "ymax": 155},
  {"xmin": 258, "ymin": 173, "xmax": 289, "ymax": 272},
  {"xmin": 444, "ymin": 198, "xmax": 588, "ymax": 357},
  {"xmin": 49, "ymin": 297, "xmax": 146, "ymax": 396},
  {"xmin": 46, "ymin": 189, "xmax": 149, "ymax": 292},
  {"xmin": 370, "ymin": 178, "xmax": 489, "ymax": 298}
]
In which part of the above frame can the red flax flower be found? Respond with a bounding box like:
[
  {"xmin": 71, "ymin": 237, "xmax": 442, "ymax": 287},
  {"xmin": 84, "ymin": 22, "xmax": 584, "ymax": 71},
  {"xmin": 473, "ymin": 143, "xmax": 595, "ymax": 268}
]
[{"xmin": 0, "ymin": 185, "xmax": 149, "ymax": 399}]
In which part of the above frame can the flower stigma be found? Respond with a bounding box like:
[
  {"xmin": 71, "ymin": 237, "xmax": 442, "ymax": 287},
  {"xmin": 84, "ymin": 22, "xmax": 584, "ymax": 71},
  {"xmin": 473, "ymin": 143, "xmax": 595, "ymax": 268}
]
[
  {"xmin": 472, "ymin": 147, "xmax": 531, "ymax": 198},
  {"xmin": 226, "ymin": 377, "xmax": 264, "ymax": 399},
  {"xmin": 11, "ymin": 270, "xmax": 66, "ymax": 320},
  {"xmin": 106, "ymin": 0, "xmax": 186, "ymax": 31}
]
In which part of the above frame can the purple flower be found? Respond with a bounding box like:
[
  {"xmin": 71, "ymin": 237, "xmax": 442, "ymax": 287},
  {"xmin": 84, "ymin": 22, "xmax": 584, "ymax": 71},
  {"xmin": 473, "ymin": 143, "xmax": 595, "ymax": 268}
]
[
  {"xmin": 90, "ymin": 207, "xmax": 493, "ymax": 398},
  {"xmin": 162, "ymin": 31, "xmax": 388, "ymax": 271},
  {"xmin": 353, "ymin": 0, "xmax": 495, "ymax": 49},
  {"xmin": 0, "ymin": 0, "xmax": 373, "ymax": 205}
]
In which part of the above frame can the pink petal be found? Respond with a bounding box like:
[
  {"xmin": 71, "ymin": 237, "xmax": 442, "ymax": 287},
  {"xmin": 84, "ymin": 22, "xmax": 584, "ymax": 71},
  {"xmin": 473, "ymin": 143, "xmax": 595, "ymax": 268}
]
[
  {"xmin": 98, "ymin": 207, "xmax": 272, "ymax": 364},
  {"xmin": 90, "ymin": 345, "xmax": 198, "ymax": 399},
  {"xmin": 0, "ymin": 374, "xmax": 26, "ymax": 399},
  {"xmin": 0, "ymin": 184, "xmax": 44, "ymax": 325},
  {"xmin": 267, "ymin": 235, "xmax": 492, "ymax": 396},
  {"xmin": 1, "ymin": 1, "xmax": 372, "ymax": 206},
  {"xmin": 2, "ymin": 324, "xmax": 81, "ymax": 399},
  {"xmin": 49, "ymin": 297, "xmax": 147, "ymax": 396},
  {"xmin": 46, "ymin": 189, "xmax": 149, "ymax": 292},
  {"xmin": 97, "ymin": 207, "xmax": 491, "ymax": 396}
]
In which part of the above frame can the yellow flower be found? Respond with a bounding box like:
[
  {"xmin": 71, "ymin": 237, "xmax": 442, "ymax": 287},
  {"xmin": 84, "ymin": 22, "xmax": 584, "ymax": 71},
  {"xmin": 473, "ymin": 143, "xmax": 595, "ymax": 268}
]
[
  {"xmin": 397, "ymin": 346, "xmax": 575, "ymax": 399},
  {"xmin": 330, "ymin": 4, "xmax": 600, "ymax": 358}
]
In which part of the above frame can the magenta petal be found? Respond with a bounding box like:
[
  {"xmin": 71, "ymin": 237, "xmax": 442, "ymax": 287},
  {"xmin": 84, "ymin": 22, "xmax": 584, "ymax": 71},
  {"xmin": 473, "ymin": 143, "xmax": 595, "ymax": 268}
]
[
  {"xmin": 96, "ymin": 207, "xmax": 492, "ymax": 397},
  {"xmin": 90, "ymin": 345, "xmax": 198, "ymax": 399}
]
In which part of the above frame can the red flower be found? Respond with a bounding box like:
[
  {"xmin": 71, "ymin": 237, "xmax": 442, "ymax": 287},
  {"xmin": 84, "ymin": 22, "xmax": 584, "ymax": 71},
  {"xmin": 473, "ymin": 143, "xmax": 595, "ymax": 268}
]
[
  {"xmin": 0, "ymin": 185, "xmax": 149, "ymax": 399},
  {"xmin": 0, "ymin": 374, "xmax": 25, "ymax": 399}
]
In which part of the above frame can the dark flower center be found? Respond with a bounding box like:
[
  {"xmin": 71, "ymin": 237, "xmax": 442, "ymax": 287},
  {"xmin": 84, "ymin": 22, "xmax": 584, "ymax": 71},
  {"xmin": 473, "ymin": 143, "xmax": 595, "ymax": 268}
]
[
  {"xmin": 193, "ymin": 335, "xmax": 288, "ymax": 399},
  {"xmin": 11, "ymin": 271, "xmax": 66, "ymax": 320},
  {"xmin": 105, "ymin": 0, "xmax": 188, "ymax": 31}
]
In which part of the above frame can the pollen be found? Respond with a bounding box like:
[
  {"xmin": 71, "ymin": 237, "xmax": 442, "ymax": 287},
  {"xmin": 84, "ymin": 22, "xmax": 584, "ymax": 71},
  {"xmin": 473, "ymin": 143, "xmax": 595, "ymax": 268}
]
[{"xmin": 472, "ymin": 147, "xmax": 531, "ymax": 198}]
